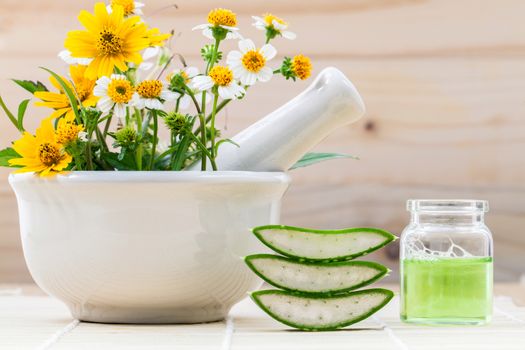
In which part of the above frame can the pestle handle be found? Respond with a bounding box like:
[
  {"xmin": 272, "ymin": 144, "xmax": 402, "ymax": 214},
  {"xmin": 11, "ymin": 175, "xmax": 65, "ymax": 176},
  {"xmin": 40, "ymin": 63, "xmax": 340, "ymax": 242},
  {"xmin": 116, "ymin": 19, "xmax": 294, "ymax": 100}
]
[{"xmin": 189, "ymin": 67, "xmax": 366, "ymax": 171}]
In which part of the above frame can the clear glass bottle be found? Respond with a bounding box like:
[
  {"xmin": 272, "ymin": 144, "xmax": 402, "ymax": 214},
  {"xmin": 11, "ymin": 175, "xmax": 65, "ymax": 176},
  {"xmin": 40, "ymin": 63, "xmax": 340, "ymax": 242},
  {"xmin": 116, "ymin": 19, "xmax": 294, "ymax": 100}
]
[{"xmin": 400, "ymin": 199, "xmax": 493, "ymax": 325}]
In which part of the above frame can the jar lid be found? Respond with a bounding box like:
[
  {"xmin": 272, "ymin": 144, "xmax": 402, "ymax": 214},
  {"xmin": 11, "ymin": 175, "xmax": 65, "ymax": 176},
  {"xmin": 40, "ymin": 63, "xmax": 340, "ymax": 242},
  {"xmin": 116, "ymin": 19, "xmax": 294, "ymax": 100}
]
[{"xmin": 407, "ymin": 199, "xmax": 489, "ymax": 213}]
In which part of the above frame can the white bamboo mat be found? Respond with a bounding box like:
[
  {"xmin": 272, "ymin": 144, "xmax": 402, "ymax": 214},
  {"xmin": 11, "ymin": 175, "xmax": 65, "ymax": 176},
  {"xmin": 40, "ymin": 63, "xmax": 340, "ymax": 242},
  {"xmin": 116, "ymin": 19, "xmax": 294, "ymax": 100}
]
[{"xmin": 1, "ymin": 286, "xmax": 524, "ymax": 350}]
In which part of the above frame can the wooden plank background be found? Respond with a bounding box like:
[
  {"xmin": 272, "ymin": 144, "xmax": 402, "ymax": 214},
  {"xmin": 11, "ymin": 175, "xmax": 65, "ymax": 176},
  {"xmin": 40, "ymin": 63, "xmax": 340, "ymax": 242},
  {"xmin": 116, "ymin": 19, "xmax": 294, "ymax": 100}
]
[{"xmin": 0, "ymin": 0, "xmax": 524, "ymax": 282}]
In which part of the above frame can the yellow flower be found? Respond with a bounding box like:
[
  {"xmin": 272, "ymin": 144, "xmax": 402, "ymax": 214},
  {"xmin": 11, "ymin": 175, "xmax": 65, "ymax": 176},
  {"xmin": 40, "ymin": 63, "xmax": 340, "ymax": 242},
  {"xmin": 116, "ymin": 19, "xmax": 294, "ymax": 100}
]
[
  {"xmin": 207, "ymin": 8, "xmax": 237, "ymax": 27},
  {"xmin": 263, "ymin": 13, "xmax": 286, "ymax": 27},
  {"xmin": 109, "ymin": 0, "xmax": 144, "ymax": 16},
  {"xmin": 193, "ymin": 8, "xmax": 241, "ymax": 40},
  {"xmin": 226, "ymin": 39, "xmax": 276, "ymax": 86},
  {"xmin": 132, "ymin": 79, "xmax": 178, "ymax": 110},
  {"xmin": 34, "ymin": 65, "xmax": 98, "ymax": 119},
  {"xmin": 252, "ymin": 14, "xmax": 296, "ymax": 40},
  {"xmin": 146, "ymin": 27, "xmax": 171, "ymax": 47},
  {"xmin": 9, "ymin": 118, "xmax": 72, "ymax": 177},
  {"xmin": 291, "ymin": 54, "xmax": 312, "ymax": 80},
  {"xmin": 65, "ymin": 2, "xmax": 150, "ymax": 79},
  {"xmin": 209, "ymin": 66, "xmax": 234, "ymax": 86},
  {"xmin": 55, "ymin": 116, "xmax": 84, "ymax": 145},
  {"xmin": 192, "ymin": 66, "xmax": 245, "ymax": 100}
]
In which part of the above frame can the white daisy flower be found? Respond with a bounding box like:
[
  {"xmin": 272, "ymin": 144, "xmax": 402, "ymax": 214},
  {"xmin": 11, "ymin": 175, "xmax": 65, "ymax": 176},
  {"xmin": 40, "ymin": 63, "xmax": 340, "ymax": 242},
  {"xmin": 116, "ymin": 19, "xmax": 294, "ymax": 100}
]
[
  {"xmin": 131, "ymin": 79, "xmax": 179, "ymax": 111},
  {"xmin": 167, "ymin": 67, "xmax": 210, "ymax": 109},
  {"xmin": 107, "ymin": 1, "xmax": 145, "ymax": 16},
  {"xmin": 58, "ymin": 50, "xmax": 92, "ymax": 66},
  {"xmin": 192, "ymin": 24, "xmax": 242, "ymax": 41},
  {"xmin": 252, "ymin": 14, "xmax": 296, "ymax": 40},
  {"xmin": 192, "ymin": 8, "xmax": 242, "ymax": 40},
  {"xmin": 192, "ymin": 66, "xmax": 245, "ymax": 100},
  {"xmin": 93, "ymin": 74, "xmax": 134, "ymax": 121},
  {"xmin": 226, "ymin": 39, "xmax": 276, "ymax": 86}
]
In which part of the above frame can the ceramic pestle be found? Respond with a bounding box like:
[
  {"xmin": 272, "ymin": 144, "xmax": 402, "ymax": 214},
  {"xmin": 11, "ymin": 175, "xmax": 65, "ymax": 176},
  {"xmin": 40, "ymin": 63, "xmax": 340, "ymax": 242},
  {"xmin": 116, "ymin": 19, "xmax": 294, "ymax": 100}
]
[{"xmin": 188, "ymin": 67, "xmax": 366, "ymax": 171}]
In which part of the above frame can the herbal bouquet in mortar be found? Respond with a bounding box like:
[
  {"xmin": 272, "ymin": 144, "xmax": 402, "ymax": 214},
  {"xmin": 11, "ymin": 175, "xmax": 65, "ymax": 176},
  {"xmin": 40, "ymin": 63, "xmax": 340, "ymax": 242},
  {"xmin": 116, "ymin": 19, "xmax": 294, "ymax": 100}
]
[{"xmin": 0, "ymin": 2, "xmax": 313, "ymax": 176}]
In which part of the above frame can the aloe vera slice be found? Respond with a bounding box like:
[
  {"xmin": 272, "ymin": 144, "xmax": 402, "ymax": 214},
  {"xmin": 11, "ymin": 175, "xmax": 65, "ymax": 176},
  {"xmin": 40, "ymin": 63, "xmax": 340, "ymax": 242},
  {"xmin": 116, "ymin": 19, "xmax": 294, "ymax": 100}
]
[
  {"xmin": 251, "ymin": 288, "xmax": 394, "ymax": 331},
  {"xmin": 252, "ymin": 225, "xmax": 396, "ymax": 261},
  {"xmin": 245, "ymin": 254, "xmax": 389, "ymax": 295}
]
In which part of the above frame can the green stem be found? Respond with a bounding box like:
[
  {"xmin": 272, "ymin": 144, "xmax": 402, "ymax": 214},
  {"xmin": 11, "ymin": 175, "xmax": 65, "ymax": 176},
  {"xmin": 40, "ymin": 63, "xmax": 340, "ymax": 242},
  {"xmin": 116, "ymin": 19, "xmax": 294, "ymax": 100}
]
[
  {"xmin": 187, "ymin": 131, "xmax": 217, "ymax": 171},
  {"xmin": 175, "ymin": 97, "xmax": 181, "ymax": 113},
  {"xmin": 183, "ymin": 86, "xmax": 207, "ymax": 171},
  {"xmin": 85, "ymin": 134, "xmax": 94, "ymax": 171},
  {"xmin": 201, "ymin": 89, "xmax": 207, "ymax": 129},
  {"xmin": 209, "ymin": 92, "xmax": 219, "ymax": 161},
  {"xmin": 135, "ymin": 109, "xmax": 143, "ymax": 171},
  {"xmin": 0, "ymin": 95, "xmax": 19, "ymax": 131},
  {"xmin": 103, "ymin": 114, "xmax": 113, "ymax": 138},
  {"xmin": 194, "ymin": 98, "xmax": 231, "ymax": 135},
  {"xmin": 169, "ymin": 132, "xmax": 177, "ymax": 168},
  {"xmin": 208, "ymin": 39, "xmax": 220, "ymax": 72},
  {"xmin": 197, "ymin": 113, "xmax": 207, "ymax": 170},
  {"xmin": 95, "ymin": 127, "xmax": 109, "ymax": 153},
  {"xmin": 148, "ymin": 110, "xmax": 159, "ymax": 170},
  {"xmin": 184, "ymin": 87, "xmax": 201, "ymax": 114},
  {"xmin": 197, "ymin": 38, "xmax": 221, "ymax": 165},
  {"xmin": 156, "ymin": 55, "xmax": 175, "ymax": 80}
]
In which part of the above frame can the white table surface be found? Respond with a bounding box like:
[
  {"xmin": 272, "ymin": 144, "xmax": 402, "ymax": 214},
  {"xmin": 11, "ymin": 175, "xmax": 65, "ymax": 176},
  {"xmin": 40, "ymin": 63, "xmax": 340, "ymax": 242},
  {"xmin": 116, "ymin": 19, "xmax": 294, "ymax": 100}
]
[{"xmin": 1, "ymin": 284, "xmax": 525, "ymax": 350}]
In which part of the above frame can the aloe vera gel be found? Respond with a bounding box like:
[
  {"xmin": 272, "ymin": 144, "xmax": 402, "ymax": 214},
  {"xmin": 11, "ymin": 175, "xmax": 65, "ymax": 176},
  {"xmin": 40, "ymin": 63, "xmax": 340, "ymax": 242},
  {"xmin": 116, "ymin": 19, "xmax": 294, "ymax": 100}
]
[{"xmin": 400, "ymin": 200, "xmax": 493, "ymax": 325}]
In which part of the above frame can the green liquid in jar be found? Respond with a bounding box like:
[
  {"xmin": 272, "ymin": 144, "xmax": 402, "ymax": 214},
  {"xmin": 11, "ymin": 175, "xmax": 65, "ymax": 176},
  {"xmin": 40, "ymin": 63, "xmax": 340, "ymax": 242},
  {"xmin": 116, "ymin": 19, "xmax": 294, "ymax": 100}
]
[{"xmin": 401, "ymin": 257, "xmax": 493, "ymax": 325}]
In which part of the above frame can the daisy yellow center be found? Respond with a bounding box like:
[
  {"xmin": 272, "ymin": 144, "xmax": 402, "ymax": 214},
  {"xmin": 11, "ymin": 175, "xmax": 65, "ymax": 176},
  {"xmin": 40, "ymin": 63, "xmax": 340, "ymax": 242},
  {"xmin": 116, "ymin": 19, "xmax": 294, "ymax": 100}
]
[
  {"xmin": 181, "ymin": 71, "xmax": 190, "ymax": 83},
  {"xmin": 96, "ymin": 29, "xmax": 124, "ymax": 55},
  {"xmin": 39, "ymin": 143, "xmax": 62, "ymax": 167},
  {"xmin": 111, "ymin": 0, "xmax": 135, "ymax": 16},
  {"xmin": 209, "ymin": 66, "xmax": 233, "ymax": 86},
  {"xmin": 264, "ymin": 13, "xmax": 286, "ymax": 26},
  {"xmin": 76, "ymin": 85, "xmax": 91, "ymax": 102},
  {"xmin": 207, "ymin": 8, "xmax": 237, "ymax": 27},
  {"xmin": 168, "ymin": 71, "xmax": 191, "ymax": 84},
  {"xmin": 292, "ymin": 54, "xmax": 313, "ymax": 80},
  {"xmin": 136, "ymin": 80, "xmax": 163, "ymax": 99},
  {"xmin": 108, "ymin": 79, "xmax": 134, "ymax": 103},
  {"xmin": 242, "ymin": 50, "xmax": 266, "ymax": 73},
  {"xmin": 56, "ymin": 121, "xmax": 83, "ymax": 145}
]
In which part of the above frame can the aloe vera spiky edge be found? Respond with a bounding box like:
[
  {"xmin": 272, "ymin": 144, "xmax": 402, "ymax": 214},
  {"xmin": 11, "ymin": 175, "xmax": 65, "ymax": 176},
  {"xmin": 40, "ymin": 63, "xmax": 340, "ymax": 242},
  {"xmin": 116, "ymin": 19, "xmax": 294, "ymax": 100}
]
[
  {"xmin": 251, "ymin": 288, "xmax": 394, "ymax": 331},
  {"xmin": 252, "ymin": 225, "xmax": 397, "ymax": 261},
  {"xmin": 245, "ymin": 254, "xmax": 389, "ymax": 295}
]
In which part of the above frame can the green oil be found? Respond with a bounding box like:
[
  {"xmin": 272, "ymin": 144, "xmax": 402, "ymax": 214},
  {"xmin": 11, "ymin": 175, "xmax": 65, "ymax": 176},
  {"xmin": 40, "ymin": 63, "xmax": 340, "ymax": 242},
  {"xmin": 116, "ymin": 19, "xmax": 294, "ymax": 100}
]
[{"xmin": 401, "ymin": 257, "xmax": 493, "ymax": 325}]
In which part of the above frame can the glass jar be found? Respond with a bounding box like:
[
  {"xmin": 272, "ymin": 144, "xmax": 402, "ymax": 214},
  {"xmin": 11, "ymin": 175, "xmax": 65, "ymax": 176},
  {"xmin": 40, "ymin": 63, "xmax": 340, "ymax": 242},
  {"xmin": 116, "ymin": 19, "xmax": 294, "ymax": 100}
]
[{"xmin": 400, "ymin": 199, "xmax": 493, "ymax": 325}]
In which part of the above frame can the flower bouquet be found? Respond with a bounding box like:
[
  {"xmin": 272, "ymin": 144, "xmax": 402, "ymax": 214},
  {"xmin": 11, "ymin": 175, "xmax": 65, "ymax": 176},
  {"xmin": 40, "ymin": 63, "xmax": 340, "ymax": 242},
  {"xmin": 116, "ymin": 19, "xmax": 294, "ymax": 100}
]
[{"xmin": 0, "ymin": 2, "xmax": 313, "ymax": 176}]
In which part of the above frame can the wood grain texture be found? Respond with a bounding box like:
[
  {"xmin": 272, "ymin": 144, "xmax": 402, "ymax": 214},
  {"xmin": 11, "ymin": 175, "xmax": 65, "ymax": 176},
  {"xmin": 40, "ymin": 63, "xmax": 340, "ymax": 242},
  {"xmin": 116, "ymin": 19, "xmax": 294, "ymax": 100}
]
[{"xmin": 0, "ymin": 0, "xmax": 524, "ymax": 282}]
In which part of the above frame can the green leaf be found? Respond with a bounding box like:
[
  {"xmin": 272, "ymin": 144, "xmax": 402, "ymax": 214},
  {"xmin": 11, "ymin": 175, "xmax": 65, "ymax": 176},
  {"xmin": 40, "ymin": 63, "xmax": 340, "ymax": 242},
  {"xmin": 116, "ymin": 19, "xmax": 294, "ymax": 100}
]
[
  {"xmin": 12, "ymin": 79, "xmax": 48, "ymax": 94},
  {"xmin": 102, "ymin": 152, "xmax": 137, "ymax": 171},
  {"xmin": 39, "ymin": 67, "xmax": 80, "ymax": 122},
  {"xmin": 251, "ymin": 288, "xmax": 394, "ymax": 331},
  {"xmin": 0, "ymin": 95, "xmax": 18, "ymax": 129},
  {"xmin": 245, "ymin": 254, "xmax": 389, "ymax": 295},
  {"xmin": 252, "ymin": 225, "xmax": 396, "ymax": 262},
  {"xmin": 200, "ymin": 44, "xmax": 222, "ymax": 64},
  {"xmin": 0, "ymin": 147, "xmax": 21, "ymax": 167},
  {"xmin": 289, "ymin": 152, "xmax": 359, "ymax": 170},
  {"xmin": 214, "ymin": 138, "xmax": 239, "ymax": 154},
  {"xmin": 17, "ymin": 99, "xmax": 30, "ymax": 132}
]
